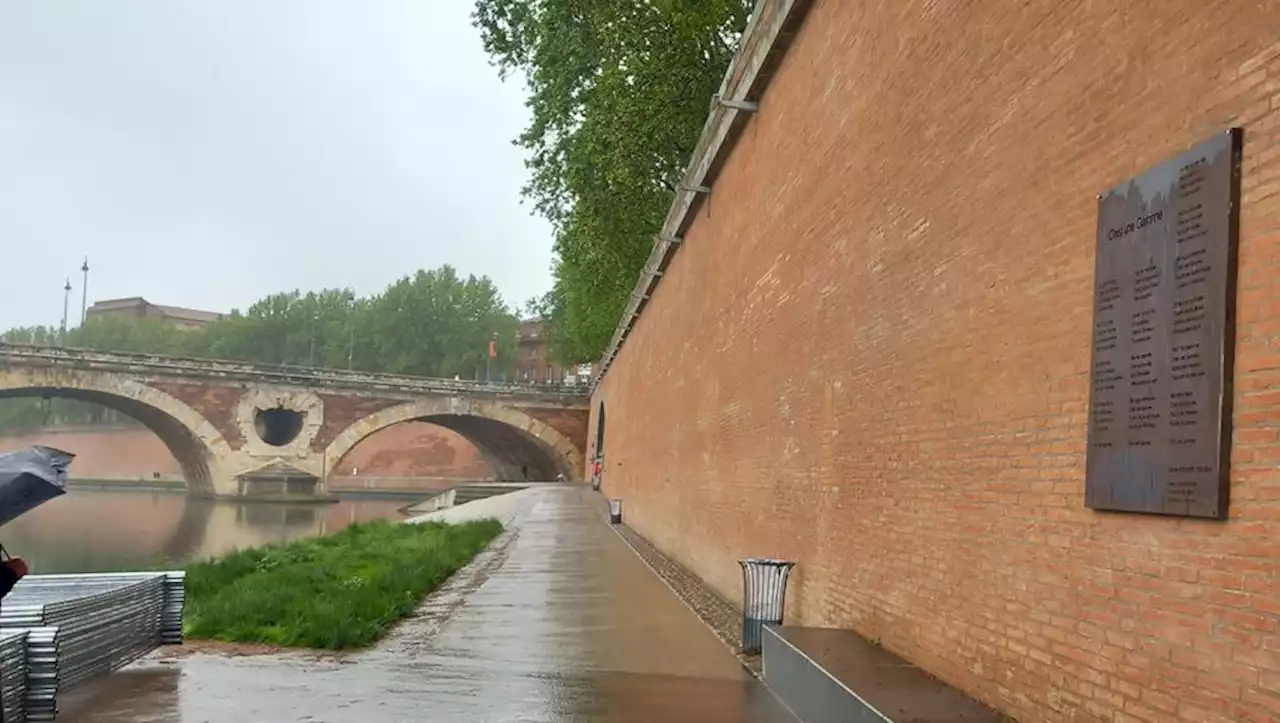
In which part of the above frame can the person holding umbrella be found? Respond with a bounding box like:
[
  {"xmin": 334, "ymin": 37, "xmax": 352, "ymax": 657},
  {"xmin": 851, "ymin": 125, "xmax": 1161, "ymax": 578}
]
[
  {"xmin": 0, "ymin": 556, "xmax": 27, "ymax": 599},
  {"xmin": 0, "ymin": 445, "xmax": 72, "ymax": 599}
]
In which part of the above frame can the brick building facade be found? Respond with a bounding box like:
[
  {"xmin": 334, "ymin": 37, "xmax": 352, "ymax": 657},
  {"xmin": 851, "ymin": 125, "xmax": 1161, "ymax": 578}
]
[
  {"xmin": 511, "ymin": 319, "xmax": 564, "ymax": 383},
  {"xmin": 510, "ymin": 319, "xmax": 593, "ymax": 384},
  {"xmin": 591, "ymin": 2, "xmax": 1280, "ymax": 721}
]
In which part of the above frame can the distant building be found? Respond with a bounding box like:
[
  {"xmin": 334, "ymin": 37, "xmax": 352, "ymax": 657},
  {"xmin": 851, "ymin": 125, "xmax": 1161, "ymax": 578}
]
[
  {"xmin": 509, "ymin": 320, "xmax": 597, "ymax": 385},
  {"xmin": 511, "ymin": 319, "xmax": 563, "ymax": 383},
  {"xmin": 85, "ymin": 297, "xmax": 223, "ymax": 331}
]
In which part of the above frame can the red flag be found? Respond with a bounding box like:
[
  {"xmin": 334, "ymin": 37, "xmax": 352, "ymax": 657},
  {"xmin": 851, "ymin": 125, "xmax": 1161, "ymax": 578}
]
[{"xmin": 488, "ymin": 341, "xmax": 497, "ymax": 358}]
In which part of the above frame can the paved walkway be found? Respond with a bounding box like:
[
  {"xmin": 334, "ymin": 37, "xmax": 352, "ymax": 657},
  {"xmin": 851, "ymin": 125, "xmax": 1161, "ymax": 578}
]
[{"xmin": 59, "ymin": 486, "xmax": 796, "ymax": 722}]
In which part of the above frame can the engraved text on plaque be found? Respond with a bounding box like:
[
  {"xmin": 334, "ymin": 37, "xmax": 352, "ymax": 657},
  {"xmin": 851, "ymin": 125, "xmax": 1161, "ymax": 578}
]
[{"xmin": 1085, "ymin": 129, "xmax": 1242, "ymax": 519}]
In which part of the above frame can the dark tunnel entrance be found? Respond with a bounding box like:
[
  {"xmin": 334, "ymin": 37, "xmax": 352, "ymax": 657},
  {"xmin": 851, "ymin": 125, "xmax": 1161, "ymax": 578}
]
[{"xmin": 420, "ymin": 414, "xmax": 568, "ymax": 482}]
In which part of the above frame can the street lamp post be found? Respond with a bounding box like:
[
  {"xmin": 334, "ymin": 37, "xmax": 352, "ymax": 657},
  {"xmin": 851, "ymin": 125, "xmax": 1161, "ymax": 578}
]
[
  {"xmin": 79, "ymin": 257, "xmax": 89, "ymax": 328},
  {"xmin": 485, "ymin": 332, "xmax": 499, "ymax": 382},
  {"xmin": 308, "ymin": 312, "xmax": 319, "ymax": 367},
  {"xmin": 59, "ymin": 278, "xmax": 71, "ymax": 346}
]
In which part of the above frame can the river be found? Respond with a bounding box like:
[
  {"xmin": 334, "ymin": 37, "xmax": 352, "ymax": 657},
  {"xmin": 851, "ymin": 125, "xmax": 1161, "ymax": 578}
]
[{"xmin": 0, "ymin": 487, "xmax": 412, "ymax": 573}]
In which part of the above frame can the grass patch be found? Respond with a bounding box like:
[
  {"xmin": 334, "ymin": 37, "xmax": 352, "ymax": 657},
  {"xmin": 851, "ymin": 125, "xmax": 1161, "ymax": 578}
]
[{"xmin": 183, "ymin": 519, "xmax": 503, "ymax": 650}]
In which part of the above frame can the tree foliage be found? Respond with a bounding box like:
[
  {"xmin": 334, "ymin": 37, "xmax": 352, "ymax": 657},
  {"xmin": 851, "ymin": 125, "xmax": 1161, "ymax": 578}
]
[
  {"xmin": 0, "ymin": 266, "xmax": 520, "ymax": 432},
  {"xmin": 474, "ymin": 0, "xmax": 752, "ymax": 362}
]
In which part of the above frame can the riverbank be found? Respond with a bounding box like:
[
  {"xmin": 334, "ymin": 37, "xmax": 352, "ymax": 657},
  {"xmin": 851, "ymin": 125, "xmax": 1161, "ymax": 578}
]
[
  {"xmin": 182, "ymin": 519, "xmax": 502, "ymax": 649},
  {"xmin": 56, "ymin": 486, "xmax": 793, "ymax": 723}
]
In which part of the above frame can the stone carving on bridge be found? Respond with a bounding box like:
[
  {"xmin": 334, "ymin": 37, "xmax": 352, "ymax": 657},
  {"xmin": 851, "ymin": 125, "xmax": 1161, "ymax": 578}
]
[{"xmin": 234, "ymin": 387, "xmax": 324, "ymax": 460}]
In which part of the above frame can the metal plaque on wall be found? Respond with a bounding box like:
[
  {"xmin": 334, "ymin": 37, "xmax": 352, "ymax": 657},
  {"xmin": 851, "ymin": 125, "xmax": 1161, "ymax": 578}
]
[{"xmin": 1085, "ymin": 129, "xmax": 1243, "ymax": 519}]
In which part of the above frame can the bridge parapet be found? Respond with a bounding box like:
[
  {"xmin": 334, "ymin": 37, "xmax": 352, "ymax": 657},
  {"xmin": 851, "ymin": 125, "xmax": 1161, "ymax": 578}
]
[{"xmin": 0, "ymin": 343, "xmax": 590, "ymax": 404}]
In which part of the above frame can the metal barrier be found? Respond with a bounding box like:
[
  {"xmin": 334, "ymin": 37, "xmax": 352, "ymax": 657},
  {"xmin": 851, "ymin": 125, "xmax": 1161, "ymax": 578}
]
[
  {"xmin": 739, "ymin": 558, "xmax": 795, "ymax": 654},
  {"xmin": 0, "ymin": 572, "xmax": 185, "ymax": 721}
]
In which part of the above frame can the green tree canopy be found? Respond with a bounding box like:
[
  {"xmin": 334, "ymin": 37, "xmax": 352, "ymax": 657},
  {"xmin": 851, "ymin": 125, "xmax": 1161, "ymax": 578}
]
[{"xmin": 474, "ymin": 0, "xmax": 753, "ymax": 362}]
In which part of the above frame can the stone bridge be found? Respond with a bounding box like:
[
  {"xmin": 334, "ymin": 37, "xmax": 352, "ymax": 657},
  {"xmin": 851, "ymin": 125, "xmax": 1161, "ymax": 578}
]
[{"xmin": 0, "ymin": 344, "xmax": 590, "ymax": 498}]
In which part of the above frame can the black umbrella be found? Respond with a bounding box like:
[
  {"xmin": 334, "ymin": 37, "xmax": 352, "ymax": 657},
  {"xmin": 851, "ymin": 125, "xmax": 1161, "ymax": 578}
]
[{"xmin": 0, "ymin": 446, "xmax": 72, "ymax": 527}]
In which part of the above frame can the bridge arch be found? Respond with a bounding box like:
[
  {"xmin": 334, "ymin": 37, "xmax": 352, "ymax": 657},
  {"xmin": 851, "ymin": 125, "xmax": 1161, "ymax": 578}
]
[
  {"xmin": 323, "ymin": 399, "xmax": 584, "ymax": 483},
  {"xmin": 0, "ymin": 368, "xmax": 233, "ymax": 496}
]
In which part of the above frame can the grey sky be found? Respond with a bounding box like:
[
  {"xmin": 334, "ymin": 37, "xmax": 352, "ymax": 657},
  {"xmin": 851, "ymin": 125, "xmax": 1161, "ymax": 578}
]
[{"xmin": 0, "ymin": 0, "xmax": 552, "ymax": 331}]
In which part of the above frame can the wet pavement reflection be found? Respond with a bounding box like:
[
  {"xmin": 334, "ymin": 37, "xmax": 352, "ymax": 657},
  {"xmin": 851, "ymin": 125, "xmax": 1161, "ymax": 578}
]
[{"xmin": 57, "ymin": 487, "xmax": 796, "ymax": 722}]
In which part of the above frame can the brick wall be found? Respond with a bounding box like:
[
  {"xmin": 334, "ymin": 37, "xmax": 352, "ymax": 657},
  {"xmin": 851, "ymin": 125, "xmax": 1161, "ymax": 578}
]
[
  {"xmin": 329, "ymin": 421, "xmax": 489, "ymax": 479},
  {"xmin": 0, "ymin": 426, "xmax": 184, "ymax": 480},
  {"xmin": 149, "ymin": 382, "xmax": 246, "ymax": 448},
  {"xmin": 592, "ymin": 2, "xmax": 1280, "ymax": 721}
]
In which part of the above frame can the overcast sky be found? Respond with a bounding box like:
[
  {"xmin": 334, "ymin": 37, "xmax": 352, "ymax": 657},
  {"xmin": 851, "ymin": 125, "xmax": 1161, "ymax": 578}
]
[{"xmin": 0, "ymin": 0, "xmax": 552, "ymax": 331}]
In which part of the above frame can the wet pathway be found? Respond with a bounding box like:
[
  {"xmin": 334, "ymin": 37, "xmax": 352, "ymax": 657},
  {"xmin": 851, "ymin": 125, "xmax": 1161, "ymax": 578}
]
[{"xmin": 58, "ymin": 487, "xmax": 796, "ymax": 722}]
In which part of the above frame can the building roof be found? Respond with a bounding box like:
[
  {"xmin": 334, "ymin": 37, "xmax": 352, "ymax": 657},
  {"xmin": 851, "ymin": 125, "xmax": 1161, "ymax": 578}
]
[
  {"xmin": 235, "ymin": 459, "xmax": 318, "ymax": 481},
  {"xmin": 87, "ymin": 297, "xmax": 149, "ymax": 311},
  {"xmin": 87, "ymin": 297, "xmax": 223, "ymax": 324},
  {"xmin": 154, "ymin": 304, "xmax": 223, "ymax": 324}
]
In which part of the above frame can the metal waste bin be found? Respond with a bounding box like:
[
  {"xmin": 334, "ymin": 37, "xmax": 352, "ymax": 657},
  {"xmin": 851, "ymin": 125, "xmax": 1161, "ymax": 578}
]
[
  {"xmin": 739, "ymin": 558, "xmax": 795, "ymax": 654},
  {"xmin": 607, "ymin": 499, "xmax": 623, "ymax": 524}
]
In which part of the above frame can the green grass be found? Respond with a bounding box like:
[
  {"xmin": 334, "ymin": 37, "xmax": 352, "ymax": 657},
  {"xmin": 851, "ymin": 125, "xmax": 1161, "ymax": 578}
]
[{"xmin": 182, "ymin": 519, "xmax": 503, "ymax": 649}]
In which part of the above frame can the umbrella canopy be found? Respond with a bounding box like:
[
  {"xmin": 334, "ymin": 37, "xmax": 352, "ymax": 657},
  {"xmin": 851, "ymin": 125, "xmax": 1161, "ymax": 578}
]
[{"xmin": 0, "ymin": 446, "xmax": 73, "ymax": 528}]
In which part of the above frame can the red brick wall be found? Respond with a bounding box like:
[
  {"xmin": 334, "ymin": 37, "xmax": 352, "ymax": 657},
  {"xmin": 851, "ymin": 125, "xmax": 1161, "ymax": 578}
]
[
  {"xmin": 522, "ymin": 407, "xmax": 590, "ymax": 456},
  {"xmin": 329, "ymin": 421, "xmax": 488, "ymax": 478},
  {"xmin": 149, "ymin": 382, "xmax": 245, "ymax": 448},
  {"xmin": 0, "ymin": 426, "xmax": 183, "ymax": 479},
  {"xmin": 592, "ymin": 3, "xmax": 1280, "ymax": 721}
]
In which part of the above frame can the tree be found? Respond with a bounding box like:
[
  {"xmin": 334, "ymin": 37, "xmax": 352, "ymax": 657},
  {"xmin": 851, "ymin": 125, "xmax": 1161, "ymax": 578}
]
[
  {"xmin": 363, "ymin": 267, "xmax": 518, "ymax": 378},
  {"xmin": 473, "ymin": 0, "xmax": 753, "ymax": 362}
]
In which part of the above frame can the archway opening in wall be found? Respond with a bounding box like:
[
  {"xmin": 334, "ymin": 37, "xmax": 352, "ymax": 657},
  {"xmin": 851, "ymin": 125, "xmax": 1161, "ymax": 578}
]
[
  {"xmin": 254, "ymin": 407, "xmax": 305, "ymax": 447},
  {"xmin": 326, "ymin": 420, "xmax": 491, "ymax": 495},
  {"xmin": 420, "ymin": 414, "xmax": 570, "ymax": 482},
  {"xmin": 0, "ymin": 388, "xmax": 215, "ymax": 496},
  {"xmin": 328, "ymin": 413, "xmax": 575, "ymax": 490},
  {"xmin": 595, "ymin": 402, "xmax": 606, "ymax": 459}
]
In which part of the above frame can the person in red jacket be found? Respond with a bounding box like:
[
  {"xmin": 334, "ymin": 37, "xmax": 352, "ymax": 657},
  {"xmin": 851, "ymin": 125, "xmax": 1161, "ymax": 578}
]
[{"xmin": 0, "ymin": 557, "xmax": 28, "ymax": 598}]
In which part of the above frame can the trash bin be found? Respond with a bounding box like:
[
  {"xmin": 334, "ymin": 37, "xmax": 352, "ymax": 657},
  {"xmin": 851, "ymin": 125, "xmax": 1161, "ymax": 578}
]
[
  {"xmin": 739, "ymin": 558, "xmax": 795, "ymax": 654},
  {"xmin": 607, "ymin": 499, "xmax": 623, "ymax": 524}
]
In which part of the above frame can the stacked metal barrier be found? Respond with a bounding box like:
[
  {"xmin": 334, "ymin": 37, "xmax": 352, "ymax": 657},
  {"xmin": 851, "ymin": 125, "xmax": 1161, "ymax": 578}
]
[
  {"xmin": 0, "ymin": 630, "xmax": 29, "ymax": 722},
  {"xmin": 15, "ymin": 628, "xmax": 58, "ymax": 723},
  {"xmin": 0, "ymin": 572, "xmax": 185, "ymax": 721}
]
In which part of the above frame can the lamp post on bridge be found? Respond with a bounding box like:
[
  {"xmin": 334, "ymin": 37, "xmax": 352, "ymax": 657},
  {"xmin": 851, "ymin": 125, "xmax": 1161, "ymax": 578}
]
[
  {"xmin": 485, "ymin": 332, "xmax": 498, "ymax": 382},
  {"xmin": 79, "ymin": 257, "xmax": 89, "ymax": 328},
  {"xmin": 59, "ymin": 278, "xmax": 71, "ymax": 347},
  {"xmin": 308, "ymin": 311, "xmax": 319, "ymax": 367}
]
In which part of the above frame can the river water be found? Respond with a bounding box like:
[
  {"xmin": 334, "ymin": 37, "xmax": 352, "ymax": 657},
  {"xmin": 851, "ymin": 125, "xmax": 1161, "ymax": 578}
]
[{"xmin": 0, "ymin": 487, "xmax": 412, "ymax": 573}]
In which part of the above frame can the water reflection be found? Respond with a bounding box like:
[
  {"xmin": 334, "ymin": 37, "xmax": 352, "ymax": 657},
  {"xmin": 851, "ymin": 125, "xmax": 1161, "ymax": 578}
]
[{"xmin": 0, "ymin": 488, "xmax": 411, "ymax": 573}]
